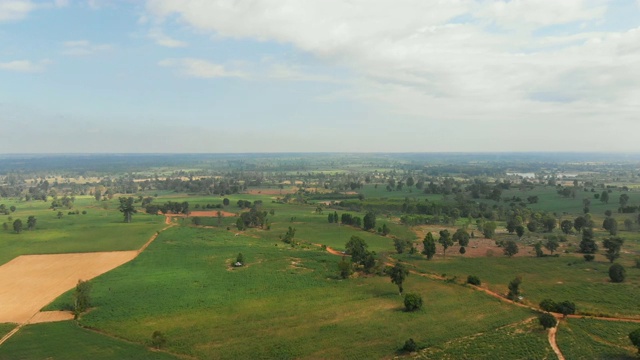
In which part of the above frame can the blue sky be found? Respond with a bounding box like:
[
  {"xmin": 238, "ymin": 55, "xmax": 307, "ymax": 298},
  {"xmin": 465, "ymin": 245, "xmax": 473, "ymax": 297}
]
[{"xmin": 1, "ymin": 0, "xmax": 639, "ymax": 153}]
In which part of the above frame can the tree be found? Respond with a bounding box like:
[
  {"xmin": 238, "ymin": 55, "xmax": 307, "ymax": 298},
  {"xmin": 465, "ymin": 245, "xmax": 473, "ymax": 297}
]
[
  {"xmin": 338, "ymin": 256, "xmax": 352, "ymax": 279},
  {"xmin": 363, "ymin": 212, "xmax": 376, "ymax": 231},
  {"xmin": 503, "ymin": 240, "xmax": 519, "ymax": 257},
  {"xmin": 574, "ymin": 216, "xmax": 587, "ymax": 233},
  {"xmin": 624, "ymin": 218, "xmax": 633, "ymax": 231},
  {"xmin": 541, "ymin": 215, "xmax": 557, "ymax": 232},
  {"xmin": 12, "ymin": 219, "xmax": 23, "ymax": 234},
  {"xmin": 579, "ymin": 228, "xmax": 598, "ymax": 254},
  {"xmin": 151, "ymin": 331, "xmax": 167, "ymax": 349},
  {"xmin": 452, "ymin": 228, "xmax": 470, "ymax": 247},
  {"xmin": 328, "ymin": 213, "xmax": 334, "ymax": 223},
  {"xmin": 223, "ymin": 198, "xmax": 230, "ymax": 206},
  {"xmin": 619, "ymin": 193, "xmax": 630, "ymax": 208},
  {"xmin": 560, "ymin": 220, "xmax": 573, "ymax": 235},
  {"xmin": 118, "ymin": 197, "xmax": 137, "ymax": 223},
  {"xmin": 26, "ymin": 216, "xmax": 36, "ymax": 230},
  {"xmin": 557, "ymin": 300, "xmax": 576, "ymax": 318},
  {"xmin": 467, "ymin": 275, "xmax": 481, "ymax": 286},
  {"xmin": 236, "ymin": 253, "xmax": 244, "ymax": 265},
  {"xmin": 438, "ymin": 230, "xmax": 453, "ymax": 258},
  {"xmin": 539, "ymin": 299, "xmax": 557, "ymax": 312},
  {"xmin": 236, "ymin": 218, "xmax": 245, "ymax": 231},
  {"xmin": 507, "ymin": 276, "xmax": 522, "ymax": 301},
  {"xmin": 602, "ymin": 237, "xmax": 624, "ymax": 263},
  {"xmin": 380, "ymin": 223, "xmax": 390, "ymax": 236},
  {"xmin": 629, "ymin": 328, "xmax": 640, "ymax": 354},
  {"xmin": 345, "ymin": 236, "xmax": 368, "ymax": 265},
  {"xmin": 539, "ymin": 313, "xmax": 557, "ymax": 329},
  {"xmin": 393, "ymin": 238, "xmax": 412, "ymax": 254},
  {"xmin": 544, "ymin": 238, "xmax": 559, "ymax": 255},
  {"xmin": 9, "ymin": 205, "xmax": 16, "ymax": 213},
  {"xmin": 387, "ymin": 262, "xmax": 409, "ymax": 295},
  {"xmin": 515, "ymin": 225, "xmax": 525, "ymax": 239},
  {"xmin": 57, "ymin": 211, "xmax": 63, "ymax": 219},
  {"xmin": 94, "ymin": 189, "xmax": 102, "ymax": 201},
  {"xmin": 73, "ymin": 279, "xmax": 92, "ymax": 315},
  {"xmin": 482, "ymin": 222, "xmax": 497, "ymax": 239},
  {"xmin": 609, "ymin": 263, "xmax": 626, "ymax": 283},
  {"xmin": 404, "ymin": 293, "xmax": 423, "ymax": 311},
  {"xmin": 401, "ymin": 338, "xmax": 418, "ymax": 353},
  {"xmin": 534, "ymin": 242, "xmax": 544, "ymax": 257},
  {"xmin": 600, "ymin": 190, "xmax": 609, "ymax": 204},
  {"xmin": 602, "ymin": 217, "xmax": 618, "ymax": 235},
  {"xmin": 422, "ymin": 232, "xmax": 436, "ymax": 260}
]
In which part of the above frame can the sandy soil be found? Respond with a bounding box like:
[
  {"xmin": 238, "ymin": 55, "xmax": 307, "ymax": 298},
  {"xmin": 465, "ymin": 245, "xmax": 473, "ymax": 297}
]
[
  {"xmin": 28, "ymin": 311, "xmax": 74, "ymax": 324},
  {"xmin": 0, "ymin": 252, "xmax": 138, "ymax": 324}
]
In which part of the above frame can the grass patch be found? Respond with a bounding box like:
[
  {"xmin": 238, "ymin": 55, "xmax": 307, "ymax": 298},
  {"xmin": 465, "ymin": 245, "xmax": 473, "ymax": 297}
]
[{"xmin": 557, "ymin": 318, "xmax": 639, "ymax": 359}]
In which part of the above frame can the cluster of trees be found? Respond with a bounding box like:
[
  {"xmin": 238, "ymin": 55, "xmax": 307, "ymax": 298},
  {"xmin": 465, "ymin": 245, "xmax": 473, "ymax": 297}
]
[
  {"xmin": 50, "ymin": 195, "xmax": 75, "ymax": 210},
  {"xmin": 280, "ymin": 226, "xmax": 296, "ymax": 245},
  {"xmin": 0, "ymin": 204, "xmax": 16, "ymax": 215},
  {"xmin": 145, "ymin": 201, "xmax": 190, "ymax": 216},
  {"xmin": 5, "ymin": 216, "xmax": 37, "ymax": 233},
  {"xmin": 237, "ymin": 206, "xmax": 269, "ymax": 230},
  {"xmin": 539, "ymin": 299, "xmax": 576, "ymax": 318},
  {"xmin": 338, "ymin": 236, "xmax": 380, "ymax": 277}
]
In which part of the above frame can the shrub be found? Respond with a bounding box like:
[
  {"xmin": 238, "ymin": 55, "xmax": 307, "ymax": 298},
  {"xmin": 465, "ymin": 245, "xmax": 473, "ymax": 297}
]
[
  {"xmin": 466, "ymin": 275, "xmax": 481, "ymax": 286},
  {"xmin": 151, "ymin": 331, "xmax": 167, "ymax": 349},
  {"xmin": 404, "ymin": 293, "xmax": 423, "ymax": 312},
  {"xmin": 609, "ymin": 263, "xmax": 626, "ymax": 283},
  {"xmin": 584, "ymin": 254, "xmax": 595, "ymax": 262},
  {"xmin": 539, "ymin": 313, "xmax": 557, "ymax": 329},
  {"xmin": 539, "ymin": 299, "xmax": 557, "ymax": 312},
  {"xmin": 401, "ymin": 338, "xmax": 418, "ymax": 353}
]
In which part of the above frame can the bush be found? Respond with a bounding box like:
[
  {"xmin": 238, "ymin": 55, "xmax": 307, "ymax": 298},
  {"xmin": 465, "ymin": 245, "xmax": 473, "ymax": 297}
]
[
  {"xmin": 584, "ymin": 254, "xmax": 595, "ymax": 262},
  {"xmin": 151, "ymin": 331, "xmax": 167, "ymax": 349},
  {"xmin": 404, "ymin": 293, "xmax": 423, "ymax": 312},
  {"xmin": 539, "ymin": 313, "xmax": 557, "ymax": 329},
  {"xmin": 609, "ymin": 263, "xmax": 626, "ymax": 283},
  {"xmin": 466, "ymin": 275, "xmax": 481, "ymax": 286},
  {"xmin": 539, "ymin": 299, "xmax": 557, "ymax": 312},
  {"xmin": 401, "ymin": 338, "xmax": 418, "ymax": 353}
]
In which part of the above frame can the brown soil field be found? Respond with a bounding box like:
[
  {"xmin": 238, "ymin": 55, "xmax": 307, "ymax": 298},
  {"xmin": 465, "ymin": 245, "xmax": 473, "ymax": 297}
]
[
  {"xmin": 0, "ymin": 252, "xmax": 138, "ymax": 324},
  {"xmin": 245, "ymin": 187, "xmax": 298, "ymax": 195}
]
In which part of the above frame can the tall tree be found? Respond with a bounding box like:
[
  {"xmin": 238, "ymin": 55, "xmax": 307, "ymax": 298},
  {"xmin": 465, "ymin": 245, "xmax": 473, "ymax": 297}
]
[
  {"xmin": 482, "ymin": 222, "xmax": 497, "ymax": 239},
  {"xmin": 619, "ymin": 193, "xmax": 630, "ymax": 208},
  {"xmin": 12, "ymin": 219, "xmax": 23, "ymax": 234},
  {"xmin": 73, "ymin": 279, "xmax": 92, "ymax": 315},
  {"xmin": 560, "ymin": 220, "xmax": 573, "ymax": 235},
  {"xmin": 579, "ymin": 228, "xmax": 598, "ymax": 254},
  {"xmin": 118, "ymin": 197, "xmax": 137, "ymax": 223},
  {"xmin": 26, "ymin": 216, "xmax": 36, "ymax": 230},
  {"xmin": 422, "ymin": 232, "xmax": 436, "ymax": 260},
  {"xmin": 507, "ymin": 276, "xmax": 522, "ymax": 301},
  {"xmin": 544, "ymin": 238, "xmax": 559, "ymax": 255},
  {"xmin": 452, "ymin": 228, "xmax": 470, "ymax": 247},
  {"xmin": 600, "ymin": 190, "xmax": 609, "ymax": 204},
  {"xmin": 503, "ymin": 240, "xmax": 519, "ymax": 257},
  {"xmin": 387, "ymin": 262, "xmax": 409, "ymax": 295},
  {"xmin": 363, "ymin": 212, "xmax": 376, "ymax": 231},
  {"xmin": 602, "ymin": 237, "xmax": 624, "ymax": 263},
  {"xmin": 345, "ymin": 236, "xmax": 368, "ymax": 265},
  {"xmin": 438, "ymin": 229, "xmax": 453, "ymax": 258}
]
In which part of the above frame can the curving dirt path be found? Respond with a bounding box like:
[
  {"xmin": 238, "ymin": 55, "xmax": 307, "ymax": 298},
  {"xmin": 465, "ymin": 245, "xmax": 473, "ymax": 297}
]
[{"xmin": 548, "ymin": 325, "xmax": 565, "ymax": 360}]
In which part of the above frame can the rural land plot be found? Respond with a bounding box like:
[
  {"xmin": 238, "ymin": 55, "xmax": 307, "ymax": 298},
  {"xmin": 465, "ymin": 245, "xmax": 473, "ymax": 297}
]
[
  {"xmin": 556, "ymin": 318, "xmax": 639, "ymax": 359},
  {"xmin": 0, "ymin": 251, "xmax": 138, "ymax": 324},
  {"xmin": 44, "ymin": 226, "xmax": 540, "ymax": 359}
]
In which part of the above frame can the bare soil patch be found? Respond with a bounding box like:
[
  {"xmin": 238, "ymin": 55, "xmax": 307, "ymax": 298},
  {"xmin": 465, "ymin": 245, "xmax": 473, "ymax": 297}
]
[
  {"xmin": 28, "ymin": 311, "xmax": 74, "ymax": 324},
  {"xmin": 245, "ymin": 187, "xmax": 297, "ymax": 195},
  {"xmin": 0, "ymin": 251, "xmax": 138, "ymax": 324}
]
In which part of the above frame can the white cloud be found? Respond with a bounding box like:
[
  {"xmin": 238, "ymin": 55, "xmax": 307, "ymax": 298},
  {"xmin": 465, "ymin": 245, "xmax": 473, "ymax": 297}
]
[
  {"xmin": 148, "ymin": 28, "xmax": 187, "ymax": 47},
  {"xmin": 158, "ymin": 58, "xmax": 246, "ymax": 79},
  {"xmin": 0, "ymin": 0, "xmax": 36, "ymax": 22},
  {"xmin": 0, "ymin": 59, "xmax": 50, "ymax": 72},
  {"xmin": 61, "ymin": 40, "xmax": 113, "ymax": 56}
]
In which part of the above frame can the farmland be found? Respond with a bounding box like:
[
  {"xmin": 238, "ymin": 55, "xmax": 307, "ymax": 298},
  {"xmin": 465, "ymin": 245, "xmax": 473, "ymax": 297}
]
[{"xmin": 1, "ymin": 153, "xmax": 640, "ymax": 359}]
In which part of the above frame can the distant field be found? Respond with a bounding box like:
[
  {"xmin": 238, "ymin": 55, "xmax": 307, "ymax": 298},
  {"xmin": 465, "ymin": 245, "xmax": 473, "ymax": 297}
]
[
  {"xmin": 0, "ymin": 322, "xmax": 179, "ymax": 360},
  {"xmin": 0, "ymin": 197, "xmax": 165, "ymax": 265},
  {"xmin": 46, "ymin": 226, "xmax": 536, "ymax": 359}
]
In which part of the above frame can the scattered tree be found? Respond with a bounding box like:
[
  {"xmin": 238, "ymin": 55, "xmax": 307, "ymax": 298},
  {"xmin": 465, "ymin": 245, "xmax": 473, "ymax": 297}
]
[
  {"xmin": 338, "ymin": 256, "xmax": 352, "ymax": 279},
  {"xmin": 544, "ymin": 238, "xmax": 559, "ymax": 255},
  {"xmin": 482, "ymin": 221, "xmax": 497, "ymax": 239},
  {"xmin": 560, "ymin": 220, "xmax": 573, "ymax": 234},
  {"xmin": 503, "ymin": 240, "xmax": 519, "ymax": 257},
  {"xmin": 363, "ymin": 211, "xmax": 376, "ymax": 231},
  {"xmin": 629, "ymin": 328, "xmax": 640, "ymax": 354},
  {"xmin": 600, "ymin": 190, "xmax": 609, "ymax": 204},
  {"xmin": 467, "ymin": 275, "xmax": 481, "ymax": 286},
  {"xmin": 438, "ymin": 229, "xmax": 453, "ymax": 258},
  {"xmin": 609, "ymin": 263, "xmax": 626, "ymax": 283},
  {"xmin": 387, "ymin": 262, "xmax": 409, "ymax": 295},
  {"xmin": 151, "ymin": 331, "xmax": 167, "ymax": 349},
  {"xmin": 507, "ymin": 276, "xmax": 522, "ymax": 301},
  {"xmin": 26, "ymin": 216, "xmax": 36, "ymax": 230},
  {"xmin": 73, "ymin": 279, "xmax": 92, "ymax": 315},
  {"xmin": 404, "ymin": 293, "xmax": 423, "ymax": 312},
  {"xmin": 602, "ymin": 237, "xmax": 624, "ymax": 263},
  {"xmin": 12, "ymin": 219, "xmax": 23, "ymax": 234},
  {"xmin": 452, "ymin": 228, "xmax": 470, "ymax": 247},
  {"xmin": 236, "ymin": 253, "xmax": 244, "ymax": 265},
  {"xmin": 579, "ymin": 228, "xmax": 598, "ymax": 254},
  {"xmin": 422, "ymin": 232, "xmax": 436, "ymax": 260},
  {"xmin": 557, "ymin": 300, "xmax": 576, "ymax": 318},
  {"xmin": 515, "ymin": 225, "xmax": 525, "ymax": 239},
  {"xmin": 401, "ymin": 338, "xmax": 418, "ymax": 353},
  {"xmin": 118, "ymin": 197, "xmax": 137, "ymax": 223},
  {"xmin": 539, "ymin": 313, "xmax": 557, "ymax": 329}
]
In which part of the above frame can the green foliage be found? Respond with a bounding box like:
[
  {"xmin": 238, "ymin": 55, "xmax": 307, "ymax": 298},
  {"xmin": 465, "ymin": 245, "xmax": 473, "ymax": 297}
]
[
  {"xmin": 558, "ymin": 318, "xmax": 639, "ymax": 359},
  {"xmin": 602, "ymin": 237, "xmax": 624, "ymax": 263},
  {"xmin": 466, "ymin": 275, "xmax": 481, "ymax": 286},
  {"xmin": 393, "ymin": 238, "xmax": 411, "ymax": 254},
  {"xmin": 583, "ymin": 254, "xmax": 595, "ymax": 262},
  {"xmin": 337, "ymin": 257, "xmax": 352, "ymax": 279},
  {"xmin": 629, "ymin": 328, "xmax": 640, "ymax": 353},
  {"xmin": 560, "ymin": 220, "xmax": 573, "ymax": 234},
  {"xmin": 363, "ymin": 211, "xmax": 376, "ymax": 231},
  {"xmin": 281, "ymin": 226, "xmax": 297, "ymax": 245},
  {"xmin": 539, "ymin": 299, "xmax": 557, "ymax": 312},
  {"xmin": 345, "ymin": 236, "xmax": 368, "ymax": 264},
  {"xmin": 26, "ymin": 215, "xmax": 37, "ymax": 230},
  {"xmin": 507, "ymin": 276, "xmax": 522, "ymax": 301},
  {"xmin": 404, "ymin": 293, "xmax": 423, "ymax": 312},
  {"xmin": 236, "ymin": 218, "xmax": 245, "ymax": 230},
  {"xmin": 422, "ymin": 232, "xmax": 436, "ymax": 260},
  {"xmin": 12, "ymin": 218, "xmax": 23, "ymax": 233},
  {"xmin": 579, "ymin": 228, "xmax": 598, "ymax": 254},
  {"xmin": 515, "ymin": 225, "xmax": 525, "ymax": 238},
  {"xmin": 452, "ymin": 228, "xmax": 470, "ymax": 247},
  {"xmin": 608, "ymin": 263, "xmax": 626, "ymax": 283},
  {"xmin": 557, "ymin": 300, "xmax": 576, "ymax": 317},
  {"xmin": 438, "ymin": 229, "xmax": 453, "ymax": 258},
  {"xmin": 538, "ymin": 313, "xmax": 557, "ymax": 329},
  {"xmin": 151, "ymin": 331, "xmax": 167, "ymax": 349},
  {"xmin": 235, "ymin": 253, "xmax": 244, "ymax": 265},
  {"xmin": 482, "ymin": 222, "xmax": 497, "ymax": 239},
  {"xmin": 534, "ymin": 242, "xmax": 544, "ymax": 257},
  {"xmin": 401, "ymin": 338, "xmax": 418, "ymax": 353},
  {"xmin": 118, "ymin": 197, "xmax": 137, "ymax": 223},
  {"xmin": 73, "ymin": 279, "xmax": 92, "ymax": 315},
  {"xmin": 544, "ymin": 238, "xmax": 559, "ymax": 255},
  {"xmin": 387, "ymin": 262, "xmax": 409, "ymax": 295},
  {"xmin": 503, "ymin": 240, "xmax": 519, "ymax": 257}
]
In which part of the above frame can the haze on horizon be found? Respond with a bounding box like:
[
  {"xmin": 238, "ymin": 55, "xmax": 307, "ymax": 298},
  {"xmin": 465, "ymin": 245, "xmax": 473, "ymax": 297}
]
[{"xmin": 1, "ymin": 0, "xmax": 639, "ymax": 154}]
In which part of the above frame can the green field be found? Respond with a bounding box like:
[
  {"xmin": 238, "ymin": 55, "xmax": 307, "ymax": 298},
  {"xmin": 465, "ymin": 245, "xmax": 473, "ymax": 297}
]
[
  {"xmin": 0, "ymin": 322, "xmax": 179, "ymax": 360},
  {"xmin": 556, "ymin": 318, "xmax": 639, "ymax": 359},
  {"xmin": 45, "ymin": 225, "xmax": 537, "ymax": 359}
]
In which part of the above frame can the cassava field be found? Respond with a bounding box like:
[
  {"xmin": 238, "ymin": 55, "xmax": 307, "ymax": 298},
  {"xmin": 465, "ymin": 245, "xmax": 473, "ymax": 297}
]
[{"xmin": 0, "ymin": 153, "xmax": 639, "ymax": 359}]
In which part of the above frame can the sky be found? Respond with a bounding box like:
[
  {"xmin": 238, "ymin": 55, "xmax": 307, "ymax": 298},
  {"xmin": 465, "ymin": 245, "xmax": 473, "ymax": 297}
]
[{"xmin": 0, "ymin": 0, "xmax": 639, "ymax": 153}]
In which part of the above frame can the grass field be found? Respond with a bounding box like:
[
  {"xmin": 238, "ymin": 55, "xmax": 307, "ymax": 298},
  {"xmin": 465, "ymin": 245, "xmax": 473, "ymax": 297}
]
[
  {"xmin": 0, "ymin": 322, "xmax": 179, "ymax": 360},
  {"xmin": 0, "ymin": 197, "xmax": 165, "ymax": 265},
  {"xmin": 556, "ymin": 318, "xmax": 639, "ymax": 359},
  {"xmin": 46, "ymin": 225, "xmax": 537, "ymax": 359},
  {"xmin": 416, "ymin": 317, "xmax": 555, "ymax": 359},
  {"xmin": 401, "ymin": 254, "xmax": 640, "ymax": 317},
  {"xmin": 0, "ymin": 323, "xmax": 15, "ymax": 340}
]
